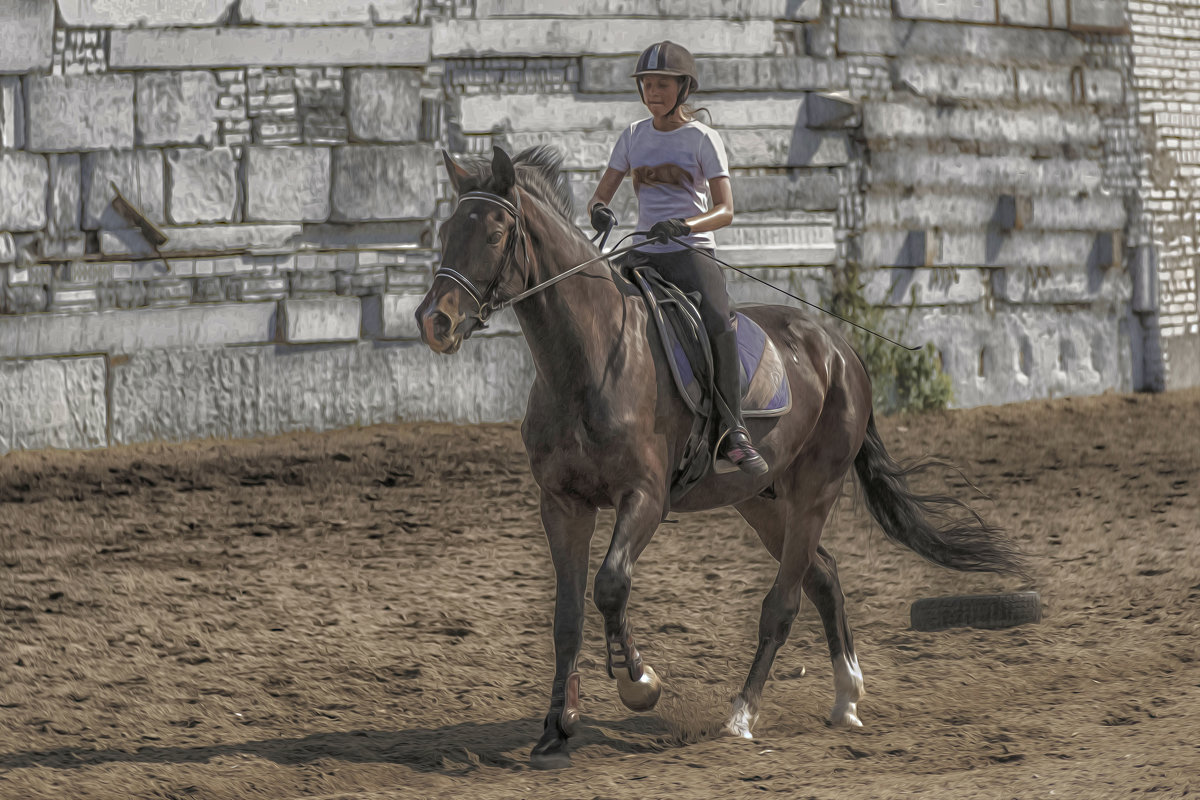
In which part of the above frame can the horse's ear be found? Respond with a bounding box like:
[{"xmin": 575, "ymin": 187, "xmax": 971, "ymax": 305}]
[
  {"xmin": 442, "ymin": 149, "xmax": 471, "ymax": 194},
  {"xmin": 491, "ymin": 146, "xmax": 516, "ymax": 196}
]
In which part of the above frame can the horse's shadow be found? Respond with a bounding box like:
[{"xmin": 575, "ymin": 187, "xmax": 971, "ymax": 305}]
[{"xmin": 0, "ymin": 714, "xmax": 673, "ymax": 775}]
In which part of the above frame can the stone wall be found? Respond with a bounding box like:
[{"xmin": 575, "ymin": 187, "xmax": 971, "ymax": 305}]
[{"xmin": 0, "ymin": 0, "xmax": 1194, "ymax": 455}]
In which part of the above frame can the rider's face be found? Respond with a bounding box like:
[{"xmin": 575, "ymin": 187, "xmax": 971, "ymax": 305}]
[{"xmin": 640, "ymin": 75, "xmax": 684, "ymax": 116}]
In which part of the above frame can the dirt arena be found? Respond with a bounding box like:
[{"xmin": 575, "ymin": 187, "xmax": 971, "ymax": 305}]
[{"xmin": 1, "ymin": 388, "xmax": 1197, "ymax": 799}]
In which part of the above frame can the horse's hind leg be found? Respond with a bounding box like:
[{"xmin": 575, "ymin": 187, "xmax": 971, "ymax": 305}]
[
  {"xmin": 804, "ymin": 545, "xmax": 864, "ymax": 727},
  {"xmin": 727, "ymin": 478, "xmax": 841, "ymax": 739}
]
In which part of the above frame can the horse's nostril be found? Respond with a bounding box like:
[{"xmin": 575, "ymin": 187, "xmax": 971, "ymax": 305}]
[{"xmin": 430, "ymin": 310, "xmax": 453, "ymax": 339}]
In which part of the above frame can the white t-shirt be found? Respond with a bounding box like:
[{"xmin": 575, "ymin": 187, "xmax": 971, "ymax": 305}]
[{"xmin": 606, "ymin": 118, "xmax": 730, "ymax": 253}]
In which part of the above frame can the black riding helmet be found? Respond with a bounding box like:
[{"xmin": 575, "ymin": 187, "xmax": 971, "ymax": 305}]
[{"xmin": 631, "ymin": 41, "xmax": 699, "ymax": 119}]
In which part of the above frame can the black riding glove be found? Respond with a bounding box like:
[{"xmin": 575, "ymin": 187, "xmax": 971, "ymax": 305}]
[
  {"xmin": 649, "ymin": 218, "xmax": 691, "ymax": 243},
  {"xmin": 590, "ymin": 202, "xmax": 617, "ymax": 234}
]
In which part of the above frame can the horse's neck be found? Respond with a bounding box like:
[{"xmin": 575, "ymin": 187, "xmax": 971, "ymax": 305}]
[{"xmin": 513, "ymin": 204, "xmax": 629, "ymax": 390}]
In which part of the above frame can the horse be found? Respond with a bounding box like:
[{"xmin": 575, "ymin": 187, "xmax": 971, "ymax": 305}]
[{"xmin": 415, "ymin": 145, "xmax": 1024, "ymax": 770}]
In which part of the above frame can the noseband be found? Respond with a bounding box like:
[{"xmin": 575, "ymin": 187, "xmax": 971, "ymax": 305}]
[{"xmin": 432, "ymin": 190, "xmax": 530, "ymax": 324}]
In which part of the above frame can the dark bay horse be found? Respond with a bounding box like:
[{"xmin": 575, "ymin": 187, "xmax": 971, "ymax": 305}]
[{"xmin": 415, "ymin": 146, "xmax": 1023, "ymax": 769}]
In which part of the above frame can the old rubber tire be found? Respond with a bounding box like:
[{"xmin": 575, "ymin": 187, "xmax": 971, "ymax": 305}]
[{"xmin": 910, "ymin": 591, "xmax": 1041, "ymax": 632}]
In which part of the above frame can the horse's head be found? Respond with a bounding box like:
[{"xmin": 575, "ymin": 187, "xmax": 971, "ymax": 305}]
[{"xmin": 416, "ymin": 147, "xmax": 528, "ymax": 355}]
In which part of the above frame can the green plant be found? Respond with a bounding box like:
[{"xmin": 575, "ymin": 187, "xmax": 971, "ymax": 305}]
[{"xmin": 829, "ymin": 262, "xmax": 954, "ymax": 415}]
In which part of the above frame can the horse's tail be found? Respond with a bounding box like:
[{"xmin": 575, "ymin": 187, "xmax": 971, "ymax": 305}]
[{"xmin": 852, "ymin": 412, "xmax": 1026, "ymax": 576}]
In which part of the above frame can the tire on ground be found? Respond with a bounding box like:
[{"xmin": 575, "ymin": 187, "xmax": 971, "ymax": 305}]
[{"xmin": 910, "ymin": 591, "xmax": 1042, "ymax": 632}]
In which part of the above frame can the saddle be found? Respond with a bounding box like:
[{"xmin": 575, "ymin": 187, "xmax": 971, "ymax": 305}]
[{"xmin": 624, "ymin": 265, "xmax": 791, "ymax": 502}]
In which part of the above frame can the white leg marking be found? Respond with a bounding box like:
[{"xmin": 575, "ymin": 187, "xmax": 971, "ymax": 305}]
[
  {"xmin": 722, "ymin": 696, "xmax": 758, "ymax": 740},
  {"xmin": 831, "ymin": 653, "xmax": 864, "ymax": 728}
]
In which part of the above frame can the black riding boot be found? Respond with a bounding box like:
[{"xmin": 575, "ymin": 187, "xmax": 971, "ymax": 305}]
[{"xmin": 712, "ymin": 330, "xmax": 769, "ymax": 476}]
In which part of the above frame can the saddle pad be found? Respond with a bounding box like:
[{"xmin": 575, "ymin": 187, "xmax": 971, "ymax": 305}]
[{"xmin": 666, "ymin": 311, "xmax": 792, "ymax": 418}]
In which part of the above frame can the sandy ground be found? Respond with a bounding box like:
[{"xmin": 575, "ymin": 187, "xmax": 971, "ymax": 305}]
[{"xmin": 1, "ymin": 388, "xmax": 1198, "ymax": 800}]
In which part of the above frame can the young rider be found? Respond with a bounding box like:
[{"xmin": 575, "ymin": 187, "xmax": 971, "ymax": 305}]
[{"xmin": 588, "ymin": 40, "xmax": 768, "ymax": 477}]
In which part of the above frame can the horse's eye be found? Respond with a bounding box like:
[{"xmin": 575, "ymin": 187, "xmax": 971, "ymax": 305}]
[{"xmin": 487, "ymin": 232, "xmax": 503, "ymax": 245}]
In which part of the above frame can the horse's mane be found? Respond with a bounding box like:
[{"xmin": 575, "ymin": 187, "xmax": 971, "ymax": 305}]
[{"xmin": 456, "ymin": 145, "xmax": 575, "ymax": 223}]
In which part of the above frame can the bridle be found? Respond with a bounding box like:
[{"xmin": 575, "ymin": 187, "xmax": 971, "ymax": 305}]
[{"xmin": 431, "ymin": 190, "xmax": 530, "ymax": 325}]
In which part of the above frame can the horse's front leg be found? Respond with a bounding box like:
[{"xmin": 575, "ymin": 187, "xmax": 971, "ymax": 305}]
[
  {"xmin": 594, "ymin": 487, "xmax": 666, "ymax": 713},
  {"xmin": 530, "ymin": 494, "xmax": 596, "ymax": 770}
]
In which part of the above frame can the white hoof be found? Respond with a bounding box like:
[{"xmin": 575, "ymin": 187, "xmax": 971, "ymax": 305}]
[
  {"xmin": 722, "ymin": 696, "xmax": 757, "ymax": 740},
  {"xmin": 831, "ymin": 653, "xmax": 864, "ymax": 728},
  {"xmin": 830, "ymin": 703, "xmax": 863, "ymax": 728}
]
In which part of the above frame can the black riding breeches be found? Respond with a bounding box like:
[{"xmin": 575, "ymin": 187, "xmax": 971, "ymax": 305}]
[{"xmin": 639, "ymin": 247, "xmax": 733, "ymax": 339}]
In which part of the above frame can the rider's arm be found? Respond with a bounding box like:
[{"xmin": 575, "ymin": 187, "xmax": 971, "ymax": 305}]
[
  {"xmin": 682, "ymin": 175, "xmax": 733, "ymax": 233},
  {"xmin": 589, "ymin": 167, "xmax": 626, "ymax": 212}
]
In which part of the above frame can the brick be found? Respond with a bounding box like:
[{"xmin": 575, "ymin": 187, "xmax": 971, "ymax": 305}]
[
  {"xmin": 346, "ymin": 69, "xmax": 423, "ymax": 143},
  {"xmin": 895, "ymin": 0, "xmax": 996, "ymax": 23},
  {"xmin": 167, "ymin": 148, "xmax": 239, "ymax": 224},
  {"xmin": 894, "ymin": 60, "xmax": 1014, "ymax": 102},
  {"xmin": 432, "ymin": 19, "xmax": 775, "ymax": 57},
  {"xmin": 1083, "ymin": 69, "xmax": 1124, "ymax": 105},
  {"xmin": 25, "ymin": 75, "xmax": 136, "ymax": 152},
  {"xmin": 1016, "ymin": 68, "xmax": 1074, "ymax": 105},
  {"xmin": 137, "ymin": 71, "xmax": 220, "ymax": 147},
  {"xmin": 1068, "ymin": 0, "xmax": 1127, "ymax": 31},
  {"xmin": 240, "ymin": 0, "xmax": 419, "ymax": 23},
  {"xmin": 581, "ymin": 56, "xmax": 847, "ymax": 93},
  {"xmin": 281, "ymin": 297, "xmax": 361, "ymax": 342},
  {"xmin": 1, "ymin": 77, "xmax": 24, "ymax": 149},
  {"xmin": 476, "ymin": 0, "xmax": 818, "ymax": 18},
  {"xmin": 0, "ymin": 357, "xmax": 107, "ymax": 454},
  {"xmin": 330, "ymin": 145, "xmax": 438, "ymax": 221},
  {"xmin": 0, "ymin": 153, "xmax": 49, "ymax": 232},
  {"xmin": 81, "ymin": 150, "xmax": 165, "ymax": 230},
  {"xmin": 110, "ymin": 27, "xmax": 431, "ymax": 69},
  {"xmin": 0, "ymin": 0, "xmax": 54, "ymax": 72},
  {"xmin": 245, "ymin": 146, "xmax": 331, "ymax": 223}
]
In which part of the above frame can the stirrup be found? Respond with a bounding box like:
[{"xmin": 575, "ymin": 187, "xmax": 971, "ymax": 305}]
[{"xmin": 713, "ymin": 428, "xmax": 769, "ymax": 476}]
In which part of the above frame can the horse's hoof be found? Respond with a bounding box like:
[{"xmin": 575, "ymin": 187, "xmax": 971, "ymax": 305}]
[
  {"xmin": 529, "ymin": 748, "xmax": 572, "ymax": 770},
  {"xmin": 616, "ymin": 664, "xmax": 661, "ymax": 712},
  {"xmin": 723, "ymin": 696, "xmax": 756, "ymax": 739},
  {"xmin": 721, "ymin": 721, "xmax": 754, "ymax": 740},
  {"xmin": 831, "ymin": 704, "xmax": 863, "ymax": 728}
]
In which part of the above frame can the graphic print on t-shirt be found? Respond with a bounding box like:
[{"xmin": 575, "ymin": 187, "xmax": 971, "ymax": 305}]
[{"xmin": 632, "ymin": 163, "xmax": 694, "ymax": 191}]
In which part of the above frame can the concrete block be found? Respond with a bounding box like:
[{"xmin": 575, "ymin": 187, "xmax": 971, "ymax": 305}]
[
  {"xmin": 992, "ymin": 261, "xmax": 1129, "ymax": 304},
  {"xmin": 717, "ymin": 240, "xmax": 837, "ymax": 267},
  {"xmin": 167, "ymin": 148, "xmax": 239, "ymax": 225},
  {"xmin": 725, "ymin": 129, "xmax": 850, "ymax": 168},
  {"xmin": 346, "ymin": 69, "xmax": 423, "ymax": 143},
  {"xmin": 1163, "ymin": 333, "xmax": 1200, "ymax": 391},
  {"xmin": 1, "ymin": 77, "xmax": 24, "ymax": 149},
  {"xmin": 432, "ymin": 19, "xmax": 775, "ymax": 57},
  {"xmin": 281, "ymin": 297, "xmax": 360, "ymax": 343},
  {"xmin": 0, "ymin": 153, "xmax": 49, "ymax": 232},
  {"xmin": 863, "ymin": 102, "xmax": 1100, "ymax": 147},
  {"xmin": 47, "ymin": 155, "xmax": 82, "ymax": 242},
  {"xmin": 110, "ymin": 27, "xmax": 431, "ymax": 69},
  {"xmin": 998, "ymin": 0, "xmax": 1050, "ymax": 26},
  {"xmin": 1068, "ymin": 0, "xmax": 1127, "ymax": 31},
  {"xmin": 0, "ymin": 357, "xmax": 107, "ymax": 454},
  {"xmin": 1017, "ymin": 68, "xmax": 1073, "ymax": 105},
  {"xmin": 25, "ymin": 75, "xmax": 136, "ymax": 152},
  {"xmin": 726, "ymin": 266, "xmax": 830, "ymax": 309},
  {"xmin": 927, "ymin": 230, "xmax": 1119, "ymax": 269},
  {"xmin": 862, "ymin": 267, "xmax": 987, "ymax": 306},
  {"xmin": 1082, "ymin": 69, "xmax": 1123, "ymax": 105},
  {"xmin": 109, "ymin": 336, "xmax": 534, "ymax": 444},
  {"xmin": 582, "ymin": 56, "xmax": 846, "ymax": 93},
  {"xmin": 0, "ymin": 233, "xmax": 13, "ymax": 264},
  {"xmin": 82, "ymin": 150, "xmax": 165, "ymax": 230},
  {"xmin": 245, "ymin": 146, "xmax": 331, "ymax": 223},
  {"xmin": 476, "ymin": 0, "xmax": 819, "ymax": 18},
  {"xmin": 895, "ymin": 0, "xmax": 996, "ymax": 23},
  {"xmin": 733, "ymin": 172, "xmax": 840, "ymax": 212},
  {"xmin": 137, "ymin": 71, "xmax": 220, "ymax": 147},
  {"xmin": 99, "ymin": 224, "xmax": 302, "ymax": 257},
  {"xmin": 330, "ymin": 145, "xmax": 436, "ymax": 221},
  {"xmin": 1029, "ymin": 194, "xmax": 1125, "ymax": 230},
  {"xmin": 806, "ymin": 92, "xmax": 857, "ymax": 128},
  {"xmin": 365, "ymin": 292, "xmax": 424, "ymax": 339},
  {"xmin": 899, "ymin": 305, "xmax": 1129, "ymax": 407},
  {"xmin": 0, "ymin": 0, "xmax": 54, "ymax": 73},
  {"xmin": 461, "ymin": 93, "xmax": 805, "ymax": 133},
  {"xmin": 56, "ymin": 0, "xmax": 230, "ymax": 26},
  {"xmin": 869, "ymin": 151, "xmax": 1103, "ymax": 193},
  {"xmin": 894, "ymin": 60, "xmax": 1014, "ymax": 102},
  {"xmin": 838, "ymin": 18, "xmax": 1085, "ymax": 63},
  {"xmin": 240, "ymin": 0, "xmax": 419, "ymax": 23}
]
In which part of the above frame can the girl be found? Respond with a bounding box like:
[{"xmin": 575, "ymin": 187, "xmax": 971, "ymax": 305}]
[{"xmin": 588, "ymin": 40, "xmax": 767, "ymax": 476}]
